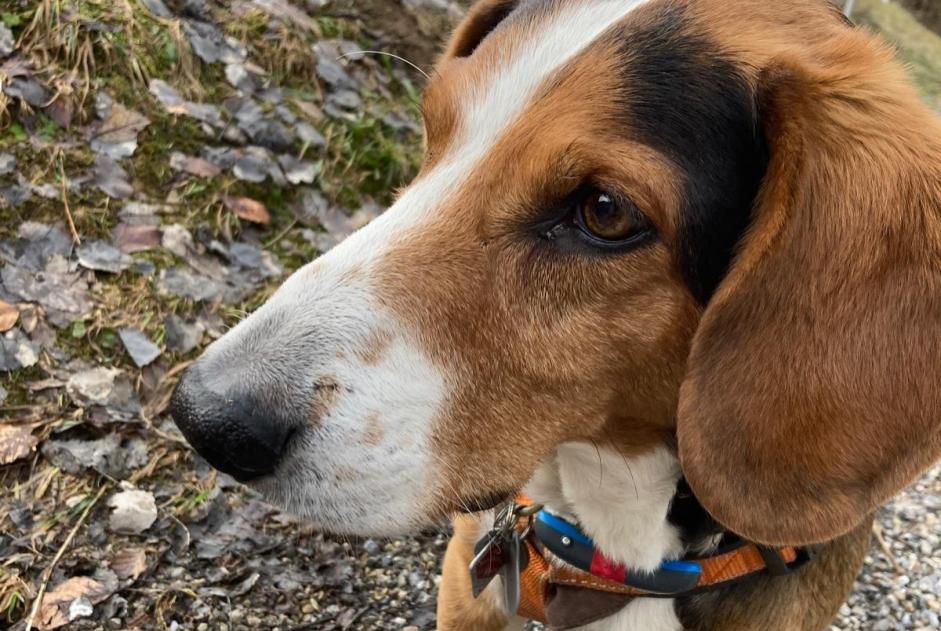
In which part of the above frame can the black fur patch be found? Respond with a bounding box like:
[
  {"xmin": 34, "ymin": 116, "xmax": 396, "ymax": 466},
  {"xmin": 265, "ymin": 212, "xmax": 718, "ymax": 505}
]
[{"xmin": 614, "ymin": 3, "xmax": 768, "ymax": 303}]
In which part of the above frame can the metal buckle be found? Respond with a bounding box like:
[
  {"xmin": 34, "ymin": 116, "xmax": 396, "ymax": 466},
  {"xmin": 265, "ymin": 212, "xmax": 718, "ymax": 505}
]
[{"xmin": 468, "ymin": 500, "xmax": 543, "ymax": 613}]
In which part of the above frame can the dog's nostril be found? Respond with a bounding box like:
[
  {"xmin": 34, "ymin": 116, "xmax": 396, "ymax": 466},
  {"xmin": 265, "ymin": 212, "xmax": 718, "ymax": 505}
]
[{"xmin": 169, "ymin": 365, "xmax": 296, "ymax": 482}]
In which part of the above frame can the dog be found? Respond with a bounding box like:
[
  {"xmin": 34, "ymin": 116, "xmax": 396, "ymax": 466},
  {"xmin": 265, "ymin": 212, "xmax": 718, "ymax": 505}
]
[{"xmin": 169, "ymin": 0, "xmax": 941, "ymax": 628}]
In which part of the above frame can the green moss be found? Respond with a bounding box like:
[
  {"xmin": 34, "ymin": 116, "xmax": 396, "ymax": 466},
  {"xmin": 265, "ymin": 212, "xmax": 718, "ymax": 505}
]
[
  {"xmin": 856, "ymin": 0, "xmax": 941, "ymax": 110},
  {"xmin": 0, "ymin": 365, "xmax": 46, "ymax": 407},
  {"xmin": 132, "ymin": 114, "xmax": 207, "ymax": 190},
  {"xmin": 320, "ymin": 108, "xmax": 422, "ymax": 207}
]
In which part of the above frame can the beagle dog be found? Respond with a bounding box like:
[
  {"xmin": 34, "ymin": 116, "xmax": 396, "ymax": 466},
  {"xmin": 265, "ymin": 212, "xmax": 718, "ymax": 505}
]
[{"xmin": 169, "ymin": 0, "xmax": 941, "ymax": 629}]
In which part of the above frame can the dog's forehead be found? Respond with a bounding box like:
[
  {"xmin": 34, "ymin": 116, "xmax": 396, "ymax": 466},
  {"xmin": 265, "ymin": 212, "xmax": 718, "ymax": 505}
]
[{"xmin": 429, "ymin": 0, "xmax": 651, "ymax": 155}]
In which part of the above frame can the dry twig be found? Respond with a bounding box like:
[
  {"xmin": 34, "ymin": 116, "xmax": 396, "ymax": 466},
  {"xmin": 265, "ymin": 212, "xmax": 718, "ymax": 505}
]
[
  {"xmin": 57, "ymin": 154, "xmax": 80, "ymax": 245},
  {"xmin": 24, "ymin": 483, "xmax": 110, "ymax": 631}
]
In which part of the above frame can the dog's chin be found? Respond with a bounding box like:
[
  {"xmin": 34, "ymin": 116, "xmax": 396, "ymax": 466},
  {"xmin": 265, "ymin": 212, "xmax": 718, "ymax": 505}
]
[
  {"xmin": 455, "ymin": 489, "xmax": 516, "ymax": 514},
  {"xmin": 246, "ymin": 469, "xmax": 517, "ymax": 536}
]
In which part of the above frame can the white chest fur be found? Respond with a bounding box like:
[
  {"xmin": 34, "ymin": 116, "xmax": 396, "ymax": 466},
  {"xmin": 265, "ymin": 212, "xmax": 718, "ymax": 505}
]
[{"xmin": 523, "ymin": 442, "xmax": 685, "ymax": 631}]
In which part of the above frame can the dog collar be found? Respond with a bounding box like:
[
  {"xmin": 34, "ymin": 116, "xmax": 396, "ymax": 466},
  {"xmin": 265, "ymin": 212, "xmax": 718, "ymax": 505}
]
[
  {"xmin": 471, "ymin": 494, "xmax": 817, "ymax": 627},
  {"xmin": 533, "ymin": 509, "xmax": 705, "ymax": 594}
]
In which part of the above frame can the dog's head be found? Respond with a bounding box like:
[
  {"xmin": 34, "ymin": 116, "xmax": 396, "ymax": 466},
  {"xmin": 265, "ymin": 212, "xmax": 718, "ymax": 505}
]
[{"xmin": 170, "ymin": 0, "xmax": 941, "ymax": 545}]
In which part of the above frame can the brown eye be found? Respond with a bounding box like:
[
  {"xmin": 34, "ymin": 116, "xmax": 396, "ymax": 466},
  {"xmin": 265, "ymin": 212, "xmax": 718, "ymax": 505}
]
[{"xmin": 576, "ymin": 192, "xmax": 640, "ymax": 242}]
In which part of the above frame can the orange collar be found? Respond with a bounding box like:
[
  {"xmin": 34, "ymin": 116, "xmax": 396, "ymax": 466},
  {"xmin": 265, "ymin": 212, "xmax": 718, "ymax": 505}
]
[{"xmin": 509, "ymin": 494, "xmax": 813, "ymax": 626}]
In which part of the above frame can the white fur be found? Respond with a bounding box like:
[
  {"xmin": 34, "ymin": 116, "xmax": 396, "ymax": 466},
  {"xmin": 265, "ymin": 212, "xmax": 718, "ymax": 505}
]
[
  {"xmin": 523, "ymin": 443, "xmax": 684, "ymax": 631},
  {"xmin": 461, "ymin": 0, "xmax": 651, "ymax": 166},
  {"xmin": 204, "ymin": 0, "xmax": 654, "ymax": 534}
]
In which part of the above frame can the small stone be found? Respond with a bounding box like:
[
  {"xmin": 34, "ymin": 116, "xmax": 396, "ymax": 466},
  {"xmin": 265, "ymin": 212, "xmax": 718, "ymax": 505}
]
[
  {"xmin": 0, "ymin": 24, "xmax": 14, "ymax": 57},
  {"xmin": 314, "ymin": 42, "xmax": 356, "ymax": 89},
  {"xmin": 158, "ymin": 267, "xmax": 224, "ymax": 302},
  {"xmin": 161, "ymin": 223, "xmax": 195, "ymax": 258},
  {"xmin": 108, "ymin": 488, "xmax": 157, "ymax": 534},
  {"xmin": 0, "ymin": 153, "xmax": 16, "ymax": 176},
  {"xmin": 68, "ymin": 596, "xmax": 94, "ymax": 622},
  {"xmin": 118, "ymin": 327, "xmax": 161, "ymax": 367},
  {"xmin": 164, "ymin": 314, "xmax": 204, "ymax": 354},
  {"xmin": 278, "ymin": 154, "xmax": 319, "ymax": 185},
  {"xmin": 77, "ymin": 240, "xmax": 133, "ymax": 273},
  {"xmin": 296, "ymin": 122, "xmax": 325, "ymax": 148},
  {"xmin": 93, "ymin": 155, "xmax": 134, "ymax": 199},
  {"xmin": 66, "ymin": 367, "xmax": 121, "ymax": 406}
]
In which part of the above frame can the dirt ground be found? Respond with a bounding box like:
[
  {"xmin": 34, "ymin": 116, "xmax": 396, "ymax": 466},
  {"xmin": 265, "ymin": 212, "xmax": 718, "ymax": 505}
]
[{"xmin": 0, "ymin": 1, "xmax": 939, "ymax": 630}]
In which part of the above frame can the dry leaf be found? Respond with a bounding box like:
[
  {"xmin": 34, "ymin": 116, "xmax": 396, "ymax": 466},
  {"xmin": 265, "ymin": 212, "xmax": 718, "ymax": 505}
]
[
  {"xmin": 113, "ymin": 223, "xmax": 163, "ymax": 254},
  {"xmin": 0, "ymin": 424, "xmax": 38, "ymax": 465},
  {"xmin": 94, "ymin": 103, "xmax": 149, "ymax": 147},
  {"xmin": 37, "ymin": 576, "xmax": 114, "ymax": 630},
  {"xmin": 0, "ymin": 300, "xmax": 18, "ymax": 332},
  {"xmin": 224, "ymin": 195, "xmax": 271, "ymax": 225},
  {"xmin": 111, "ymin": 547, "xmax": 147, "ymax": 581},
  {"xmin": 170, "ymin": 152, "xmax": 222, "ymax": 178},
  {"xmin": 44, "ymin": 94, "xmax": 74, "ymax": 129}
]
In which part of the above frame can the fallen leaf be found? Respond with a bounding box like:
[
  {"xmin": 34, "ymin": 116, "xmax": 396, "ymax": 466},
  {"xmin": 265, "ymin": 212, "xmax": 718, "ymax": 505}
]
[
  {"xmin": 149, "ymin": 79, "xmax": 224, "ymax": 127},
  {"xmin": 66, "ymin": 367, "xmax": 121, "ymax": 406},
  {"xmin": 111, "ymin": 547, "xmax": 147, "ymax": 581},
  {"xmin": 44, "ymin": 93, "xmax": 74, "ymax": 129},
  {"xmin": 93, "ymin": 155, "xmax": 133, "ymax": 199},
  {"xmin": 76, "ymin": 240, "xmax": 133, "ymax": 273},
  {"xmin": 253, "ymin": 0, "xmax": 319, "ymax": 31},
  {"xmin": 184, "ymin": 20, "xmax": 247, "ymax": 65},
  {"xmin": 158, "ymin": 267, "xmax": 225, "ymax": 302},
  {"xmin": 169, "ymin": 152, "xmax": 221, "ymax": 178},
  {"xmin": 118, "ymin": 327, "xmax": 161, "ymax": 367},
  {"xmin": 113, "ymin": 223, "xmax": 162, "ymax": 253},
  {"xmin": 224, "ymin": 195, "xmax": 271, "ymax": 225},
  {"xmin": 90, "ymin": 100, "xmax": 150, "ymax": 159},
  {"xmin": 37, "ymin": 576, "xmax": 115, "ymax": 630},
  {"xmin": 108, "ymin": 488, "xmax": 157, "ymax": 534},
  {"xmin": 42, "ymin": 434, "xmax": 147, "ymax": 479},
  {"xmin": 0, "ymin": 300, "xmax": 18, "ymax": 332},
  {"xmin": 0, "ymin": 424, "xmax": 38, "ymax": 464},
  {"xmin": 1, "ymin": 260, "xmax": 94, "ymax": 328}
]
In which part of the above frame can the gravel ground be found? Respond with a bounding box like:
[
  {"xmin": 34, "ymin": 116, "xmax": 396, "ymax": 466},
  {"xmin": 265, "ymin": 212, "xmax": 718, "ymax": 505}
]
[
  {"xmin": 831, "ymin": 464, "xmax": 941, "ymax": 631},
  {"xmin": 1, "ymin": 0, "xmax": 939, "ymax": 629}
]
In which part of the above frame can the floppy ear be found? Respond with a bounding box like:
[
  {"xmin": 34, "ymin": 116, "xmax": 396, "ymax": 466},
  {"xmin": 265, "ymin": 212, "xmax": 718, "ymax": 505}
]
[
  {"xmin": 677, "ymin": 39, "xmax": 941, "ymax": 546},
  {"xmin": 443, "ymin": 0, "xmax": 518, "ymax": 59}
]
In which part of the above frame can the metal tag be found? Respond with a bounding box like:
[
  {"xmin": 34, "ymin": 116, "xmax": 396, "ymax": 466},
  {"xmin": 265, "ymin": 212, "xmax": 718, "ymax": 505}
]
[
  {"xmin": 469, "ymin": 531, "xmax": 506, "ymax": 598},
  {"xmin": 498, "ymin": 530, "xmax": 522, "ymax": 615},
  {"xmin": 468, "ymin": 501, "xmax": 537, "ymax": 614}
]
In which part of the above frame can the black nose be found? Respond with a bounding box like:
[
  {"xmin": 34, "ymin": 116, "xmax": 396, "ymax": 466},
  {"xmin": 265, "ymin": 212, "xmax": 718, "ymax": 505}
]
[{"xmin": 169, "ymin": 365, "xmax": 296, "ymax": 482}]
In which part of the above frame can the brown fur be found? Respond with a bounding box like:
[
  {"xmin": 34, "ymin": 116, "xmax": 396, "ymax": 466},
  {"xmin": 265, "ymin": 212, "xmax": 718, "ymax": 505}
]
[
  {"xmin": 679, "ymin": 5, "xmax": 941, "ymax": 547},
  {"xmin": 383, "ymin": 0, "xmax": 941, "ymax": 627},
  {"xmin": 438, "ymin": 514, "xmax": 514, "ymax": 630}
]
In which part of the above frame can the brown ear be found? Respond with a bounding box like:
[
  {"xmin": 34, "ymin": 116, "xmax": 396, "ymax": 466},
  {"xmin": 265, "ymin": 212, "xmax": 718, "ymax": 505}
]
[
  {"xmin": 443, "ymin": 0, "xmax": 518, "ymax": 59},
  {"xmin": 677, "ymin": 41, "xmax": 941, "ymax": 546}
]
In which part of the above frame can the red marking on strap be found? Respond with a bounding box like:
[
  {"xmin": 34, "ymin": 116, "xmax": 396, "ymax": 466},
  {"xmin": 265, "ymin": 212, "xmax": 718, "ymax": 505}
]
[{"xmin": 590, "ymin": 552, "xmax": 627, "ymax": 583}]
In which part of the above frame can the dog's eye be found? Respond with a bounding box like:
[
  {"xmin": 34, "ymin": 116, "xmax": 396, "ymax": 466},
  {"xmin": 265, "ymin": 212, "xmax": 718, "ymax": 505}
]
[{"xmin": 575, "ymin": 191, "xmax": 643, "ymax": 243}]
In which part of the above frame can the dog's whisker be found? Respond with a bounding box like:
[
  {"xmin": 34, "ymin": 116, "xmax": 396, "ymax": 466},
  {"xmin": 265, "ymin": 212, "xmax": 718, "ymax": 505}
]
[{"xmin": 337, "ymin": 50, "xmax": 430, "ymax": 79}]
